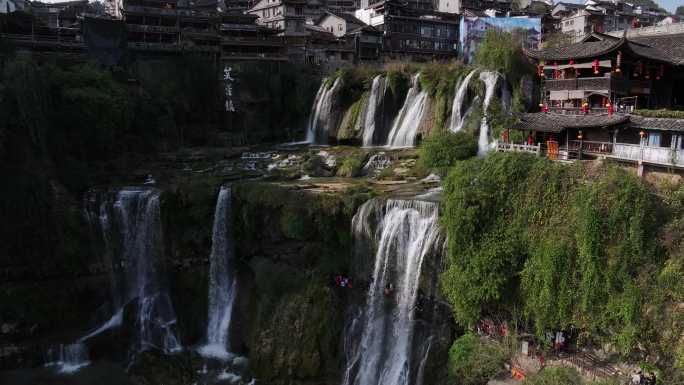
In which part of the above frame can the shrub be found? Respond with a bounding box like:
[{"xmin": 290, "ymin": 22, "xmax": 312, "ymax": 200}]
[
  {"xmin": 523, "ymin": 367, "xmax": 583, "ymax": 385},
  {"xmin": 336, "ymin": 155, "xmax": 365, "ymax": 178},
  {"xmin": 448, "ymin": 333, "xmax": 507, "ymax": 385},
  {"xmin": 418, "ymin": 131, "xmax": 477, "ymax": 172}
]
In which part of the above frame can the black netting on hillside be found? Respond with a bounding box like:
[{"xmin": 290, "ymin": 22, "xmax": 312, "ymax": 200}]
[{"xmin": 83, "ymin": 17, "xmax": 126, "ymax": 66}]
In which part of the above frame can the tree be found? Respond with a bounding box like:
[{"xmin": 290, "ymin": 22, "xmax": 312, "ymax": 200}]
[
  {"xmin": 448, "ymin": 333, "xmax": 507, "ymax": 385},
  {"xmin": 676, "ymin": 5, "xmax": 684, "ymax": 16},
  {"xmin": 418, "ymin": 131, "xmax": 478, "ymax": 172}
]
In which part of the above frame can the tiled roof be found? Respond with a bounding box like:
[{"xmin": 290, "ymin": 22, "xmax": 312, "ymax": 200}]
[
  {"xmin": 630, "ymin": 33, "xmax": 684, "ymax": 65},
  {"xmin": 525, "ymin": 38, "xmax": 624, "ymax": 61},
  {"xmin": 325, "ymin": 10, "xmax": 365, "ymax": 26},
  {"xmin": 630, "ymin": 115, "xmax": 684, "ymax": 132},
  {"xmin": 512, "ymin": 112, "xmax": 630, "ymax": 132},
  {"xmin": 525, "ymin": 32, "xmax": 684, "ymax": 65}
]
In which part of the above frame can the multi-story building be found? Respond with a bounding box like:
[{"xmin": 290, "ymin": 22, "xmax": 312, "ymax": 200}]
[
  {"xmin": 124, "ymin": 0, "xmax": 286, "ymax": 59},
  {"xmin": 247, "ymin": 0, "xmax": 324, "ymax": 35},
  {"xmin": 550, "ymin": 0, "xmax": 669, "ymax": 43},
  {"xmin": 507, "ymin": 29, "xmax": 684, "ymax": 173},
  {"xmin": 435, "ymin": 0, "xmax": 511, "ymax": 16},
  {"xmin": 355, "ymin": 0, "xmax": 459, "ymax": 61},
  {"xmin": 317, "ymin": 10, "xmax": 364, "ymax": 37}
]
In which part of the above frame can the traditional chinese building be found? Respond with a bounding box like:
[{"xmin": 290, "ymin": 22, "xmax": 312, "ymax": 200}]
[
  {"xmin": 525, "ymin": 31, "xmax": 684, "ymax": 110},
  {"xmin": 502, "ymin": 30, "xmax": 684, "ymax": 173}
]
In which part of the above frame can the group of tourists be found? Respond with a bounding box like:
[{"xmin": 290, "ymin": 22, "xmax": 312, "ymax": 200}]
[
  {"xmin": 631, "ymin": 370, "xmax": 657, "ymax": 385},
  {"xmin": 333, "ymin": 275, "xmax": 353, "ymax": 288}
]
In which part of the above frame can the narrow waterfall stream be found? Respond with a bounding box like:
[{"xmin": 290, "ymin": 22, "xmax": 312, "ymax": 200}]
[
  {"xmin": 44, "ymin": 343, "xmax": 91, "ymax": 374},
  {"xmin": 386, "ymin": 74, "xmax": 427, "ymax": 148},
  {"xmin": 199, "ymin": 186, "xmax": 238, "ymax": 360},
  {"xmin": 362, "ymin": 75, "xmax": 387, "ymax": 147},
  {"xmin": 448, "ymin": 69, "xmax": 478, "ymax": 133},
  {"xmin": 342, "ymin": 198, "xmax": 442, "ymax": 385},
  {"xmin": 83, "ymin": 188, "xmax": 182, "ymax": 356},
  {"xmin": 478, "ymin": 71, "xmax": 501, "ymax": 156},
  {"xmin": 307, "ymin": 77, "xmax": 343, "ymax": 145}
]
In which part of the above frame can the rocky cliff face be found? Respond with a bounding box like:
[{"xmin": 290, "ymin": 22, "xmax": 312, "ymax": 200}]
[{"xmin": 1, "ymin": 176, "xmax": 456, "ymax": 385}]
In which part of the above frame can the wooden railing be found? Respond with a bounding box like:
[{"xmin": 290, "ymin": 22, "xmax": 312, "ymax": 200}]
[{"xmin": 544, "ymin": 76, "xmax": 651, "ymax": 94}]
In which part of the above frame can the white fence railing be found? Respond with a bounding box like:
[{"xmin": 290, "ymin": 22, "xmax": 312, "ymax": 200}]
[
  {"xmin": 496, "ymin": 139, "xmax": 684, "ymax": 168},
  {"xmin": 606, "ymin": 22, "xmax": 684, "ymax": 38}
]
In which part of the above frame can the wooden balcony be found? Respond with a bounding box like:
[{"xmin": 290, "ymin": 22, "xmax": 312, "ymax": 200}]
[
  {"xmin": 220, "ymin": 35, "xmax": 284, "ymax": 47},
  {"xmin": 544, "ymin": 76, "xmax": 652, "ymax": 95}
]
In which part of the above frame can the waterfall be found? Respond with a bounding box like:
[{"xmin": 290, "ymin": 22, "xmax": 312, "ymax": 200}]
[
  {"xmin": 362, "ymin": 75, "xmax": 387, "ymax": 147},
  {"xmin": 84, "ymin": 188, "xmax": 181, "ymax": 355},
  {"xmin": 307, "ymin": 77, "xmax": 343, "ymax": 145},
  {"xmin": 448, "ymin": 69, "xmax": 478, "ymax": 133},
  {"xmin": 478, "ymin": 71, "xmax": 501, "ymax": 157},
  {"xmin": 44, "ymin": 343, "xmax": 90, "ymax": 374},
  {"xmin": 386, "ymin": 74, "xmax": 428, "ymax": 148},
  {"xmin": 306, "ymin": 81, "xmax": 327, "ymax": 143},
  {"xmin": 342, "ymin": 198, "xmax": 442, "ymax": 385},
  {"xmin": 199, "ymin": 186, "xmax": 238, "ymax": 360}
]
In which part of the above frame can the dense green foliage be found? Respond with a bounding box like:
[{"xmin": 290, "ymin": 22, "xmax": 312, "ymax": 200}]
[
  {"xmin": 677, "ymin": 6, "xmax": 684, "ymax": 16},
  {"xmin": 475, "ymin": 29, "xmax": 534, "ymax": 85},
  {"xmin": 448, "ymin": 333, "xmax": 507, "ymax": 385},
  {"xmin": 523, "ymin": 367, "xmax": 584, "ymax": 385},
  {"xmin": 336, "ymin": 154, "xmax": 365, "ymax": 177},
  {"xmin": 440, "ymin": 153, "xmax": 673, "ymax": 356},
  {"xmin": 418, "ymin": 130, "xmax": 478, "ymax": 172}
]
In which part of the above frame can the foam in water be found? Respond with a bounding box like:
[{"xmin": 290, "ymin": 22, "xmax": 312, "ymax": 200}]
[
  {"xmin": 362, "ymin": 75, "xmax": 387, "ymax": 147},
  {"xmin": 478, "ymin": 71, "xmax": 500, "ymax": 156},
  {"xmin": 342, "ymin": 199, "xmax": 442, "ymax": 385},
  {"xmin": 386, "ymin": 74, "xmax": 428, "ymax": 148},
  {"xmin": 199, "ymin": 186, "xmax": 238, "ymax": 360},
  {"xmin": 45, "ymin": 343, "xmax": 91, "ymax": 374},
  {"xmin": 448, "ymin": 69, "xmax": 478, "ymax": 133},
  {"xmin": 307, "ymin": 77, "xmax": 343, "ymax": 145}
]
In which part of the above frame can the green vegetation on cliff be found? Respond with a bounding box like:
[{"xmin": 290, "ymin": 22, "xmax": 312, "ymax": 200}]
[{"xmin": 440, "ymin": 153, "xmax": 684, "ymax": 368}]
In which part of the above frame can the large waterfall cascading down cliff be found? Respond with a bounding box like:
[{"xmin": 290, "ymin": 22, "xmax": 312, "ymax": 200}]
[
  {"xmin": 362, "ymin": 75, "xmax": 388, "ymax": 147},
  {"xmin": 342, "ymin": 199, "xmax": 442, "ymax": 385},
  {"xmin": 478, "ymin": 71, "xmax": 501, "ymax": 156},
  {"xmin": 198, "ymin": 186, "xmax": 238, "ymax": 360},
  {"xmin": 448, "ymin": 69, "xmax": 478, "ymax": 133},
  {"xmin": 84, "ymin": 188, "xmax": 182, "ymax": 356},
  {"xmin": 386, "ymin": 74, "xmax": 428, "ymax": 148},
  {"xmin": 307, "ymin": 77, "xmax": 343, "ymax": 145}
]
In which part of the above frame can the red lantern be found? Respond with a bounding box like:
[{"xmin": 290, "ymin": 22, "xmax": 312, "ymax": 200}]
[
  {"xmin": 542, "ymin": 104, "xmax": 549, "ymax": 113},
  {"xmin": 616, "ymin": 51, "xmax": 622, "ymax": 73},
  {"xmin": 607, "ymin": 103, "xmax": 614, "ymax": 116},
  {"xmin": 656, "ymin": 64, "xmax": 664, "ymax": 80},
  {"xmin": 593, "ymin": 59, "xmax": 599, "ymax": 75}
]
